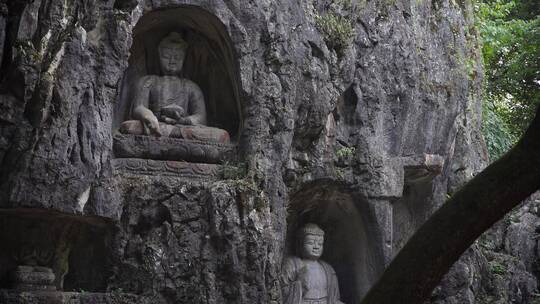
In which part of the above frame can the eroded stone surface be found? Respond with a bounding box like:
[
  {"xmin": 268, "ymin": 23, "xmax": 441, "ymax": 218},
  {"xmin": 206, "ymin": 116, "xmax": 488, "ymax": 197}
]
[
  {"xmin": 109, "ymin": 178, "xmax": 278, "ymax": 303},
  {"xmin": 0, "ymin": 0, "xmax": 517, "ymax": 303},
  {"xmin": 112, "ymin": 158, "xmax": 221, "ymax": 178},
  {"xmin": 431, "ymin": 194, "xmax": 540, "ymax": 304}
]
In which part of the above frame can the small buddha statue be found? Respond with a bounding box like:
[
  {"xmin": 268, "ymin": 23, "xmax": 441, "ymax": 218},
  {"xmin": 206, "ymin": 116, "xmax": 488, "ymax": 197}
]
[
  {"xmin": 118, "ymin": 32, "xmax": 230, "ymax": 144},
  {"xmin": 282, "ymin": 223, "xmax": 344, "ymax": 304},
  {"xmin": 11, "ymin": 246, "xmax": 56, "ymax": 291}
]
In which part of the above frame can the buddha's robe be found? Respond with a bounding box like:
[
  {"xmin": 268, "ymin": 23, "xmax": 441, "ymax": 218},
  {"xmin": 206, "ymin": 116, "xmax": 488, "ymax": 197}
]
[
  {"xmin": 119, "ymin": 75, "xmax": 229, "ymax": 144},
  {"xmin": 282, "ymin": 256, "xmax": 343, "ymax": 304}
]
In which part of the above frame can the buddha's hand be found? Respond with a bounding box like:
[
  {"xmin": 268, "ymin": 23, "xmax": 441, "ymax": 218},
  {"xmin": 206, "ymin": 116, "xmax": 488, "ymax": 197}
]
[
  {"xmin": 161, "ymin": 105, "xmax": 186, "ymax": 122},
  {"xmin": 175, "ymin": 117, "xmax": 193, "ymax": 125},
  {"xmin": 142, "ymin": 112, "xmax": 161, "ymax": 136}
]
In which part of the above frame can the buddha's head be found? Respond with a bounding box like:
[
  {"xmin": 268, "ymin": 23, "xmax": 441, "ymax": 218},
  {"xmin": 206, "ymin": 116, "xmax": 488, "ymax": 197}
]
[
  {"xmin": 297, "ymin": 223, "xmax": 325, "ymax": 260},
  {"xmin": 158, "ymin": 32, "xmax": 188, "ymax": 75}
]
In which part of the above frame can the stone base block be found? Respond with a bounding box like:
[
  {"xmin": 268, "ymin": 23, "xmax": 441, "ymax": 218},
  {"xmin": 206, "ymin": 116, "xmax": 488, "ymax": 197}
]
[
  {"xmin": 113, "ymin": 134, "xmax": 235, "ymax": 164},
  {"xmin": 112, "ymin": 158, "xmax": 221, "ymax": 179}
]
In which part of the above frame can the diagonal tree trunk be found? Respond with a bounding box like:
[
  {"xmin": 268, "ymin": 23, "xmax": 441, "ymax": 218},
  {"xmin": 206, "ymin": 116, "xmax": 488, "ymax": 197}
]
[{"xmin": 361, "ymin": 106, "xmax": 540, "ymax": 304}]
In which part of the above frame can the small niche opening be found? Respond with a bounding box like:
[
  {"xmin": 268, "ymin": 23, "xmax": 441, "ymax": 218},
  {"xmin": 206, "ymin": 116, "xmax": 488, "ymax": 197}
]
[
  {"xmin": 287, "ymin": 180, "xmax": 386, "ymax": 303},
  {"xmin": 392, "ymin": 174, "xmax": 435, "ymax": 253},
  {"xmin": 0, "ymin": 209, "xmax": 113, "ymax": 292}
]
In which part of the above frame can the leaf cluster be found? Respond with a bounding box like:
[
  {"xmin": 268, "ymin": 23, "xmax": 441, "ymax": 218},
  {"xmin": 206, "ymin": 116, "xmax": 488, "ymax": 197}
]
[
  {"xmin": 477, "ymin": 0, "xmax": 539, "ymax": 160},
  {"xmin": 315, "ymin": 13, "xmax": 355, "ymax": 54},
  {"xmin": 482, "ymin": 99, "xmax": 517, "ymax": 159},
  {"xmin": 336, "ymin": 146, "xmax": 356, "ymax": 159},
  {"xmin": 315, "ymin": 0, "xmax": 356, "ymax": 55}
]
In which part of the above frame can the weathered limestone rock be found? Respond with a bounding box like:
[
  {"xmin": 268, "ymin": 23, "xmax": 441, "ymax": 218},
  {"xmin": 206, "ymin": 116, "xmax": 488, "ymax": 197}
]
[
  {"xmin": 108, "ymin": 177, "xmax": 276, "ymax": 303},
  {"xmin": 431, "ymin": 194, "xmax": 540, "ymax": 304},
  {"xmin": 0, "ymin": 290, "xmax": 150, "ymax": 304},
  {"xmin": 1, "ymin": 0, "xmax": 524, "ymax": 303}
]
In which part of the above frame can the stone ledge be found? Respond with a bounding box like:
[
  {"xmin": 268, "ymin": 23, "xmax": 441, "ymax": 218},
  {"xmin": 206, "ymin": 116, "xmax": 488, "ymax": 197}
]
[
  {"xmin": 401, "ymin": 154, "xmax": 445, "ymax": 184},
  {"xmin": 112, "ymin": 158, "xmax": 221, "ymax": 179},
  {"xmin": 113, "ymin": 134, "xmax": 235, "ymax": 164}
]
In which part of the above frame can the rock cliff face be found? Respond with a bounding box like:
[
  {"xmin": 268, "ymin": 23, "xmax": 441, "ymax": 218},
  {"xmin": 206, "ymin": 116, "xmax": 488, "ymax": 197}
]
[
  {"xmin": 431, "ymin": 194, "xmax": 540, "ymax": 304},
  {"xmin": 0, "ymin": 0, "xmax": 532, "ymax": 303}
]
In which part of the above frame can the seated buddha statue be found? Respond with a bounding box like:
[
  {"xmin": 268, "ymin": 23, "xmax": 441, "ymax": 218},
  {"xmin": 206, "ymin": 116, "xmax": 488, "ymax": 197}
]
[{"xmin": 118, "ymin": 32, "xmax": 230, "ymax": 144}]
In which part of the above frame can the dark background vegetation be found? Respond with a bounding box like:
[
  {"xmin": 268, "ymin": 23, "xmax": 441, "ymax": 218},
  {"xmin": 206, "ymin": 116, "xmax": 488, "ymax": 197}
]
[{"xmin": 480, "ymin": 0, "xmax": 539, "ymax": 159}]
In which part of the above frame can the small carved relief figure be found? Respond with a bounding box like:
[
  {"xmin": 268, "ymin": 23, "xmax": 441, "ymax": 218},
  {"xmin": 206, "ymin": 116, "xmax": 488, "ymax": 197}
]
[
  {"xmin": 119, "ymin": 32, "xmax": 229, "ymax": 143},
  {"xmin": 282, "ymin": 223, "xmax": 344, "ymax": 304},
  {"xmin": 11, "ymin": 265, "xmax": 56, "ymax": 291},
  {"xmin": 11, "ymin": 245, "xmax": 56, "ymax": 291}
]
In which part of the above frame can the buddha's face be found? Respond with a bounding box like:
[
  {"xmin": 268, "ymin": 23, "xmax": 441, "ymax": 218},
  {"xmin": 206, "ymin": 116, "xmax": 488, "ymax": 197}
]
[
  {"xmin": 159, "ymin": 46, "xmax": 185, "ymax": 75},
  {"xmin": 301, "ymin": 234, "xmax": 324, "ymax": 260}
]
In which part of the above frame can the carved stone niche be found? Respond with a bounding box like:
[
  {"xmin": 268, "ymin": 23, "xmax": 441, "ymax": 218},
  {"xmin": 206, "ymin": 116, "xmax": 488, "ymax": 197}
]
[
  {"xmin": 392, "ymin": 154, "xmax": 444, "ymax": 253},
  {"xmin": 0, "ymin": 209, "xmax": 113, "ymax": 293},
  {"xmin": 112, "ymin": 6, "xmax": 242, "ymax": 178},
  {"xmin": 287, "ymin": 181, "xmax": 386, "ymax": 304}
]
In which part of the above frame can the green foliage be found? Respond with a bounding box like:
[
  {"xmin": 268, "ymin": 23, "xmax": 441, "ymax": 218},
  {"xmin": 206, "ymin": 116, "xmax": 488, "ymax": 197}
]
[
  {"xmin": 335, "ymin": 167, "xmax": 346, "ymax": 180},
  {"xmin": 335, "ymin": 146, "xmax": 355, "ymax": 179},
  {"xmin": 482, "ymin": 100, "xmax": 517, "ymax": 159},
  {"xmin": 313, "ymin": 0, "xmax": 357, "ymax": 55},
  {"xmin": 15, "ymin": 40, "xmax": 41, "ymax": 62},
  {"xmin": 477, "ymin": 0, "xmax": 540, "ymax": 160},
  {"xmin": 508, "ymin": 212, "xmax": 521, "ymax": 223},
  {"xmin": 336, "ymin": 146, "xmax": 356, "ymax": 159},
  {"xmin": 488, "ymin": 260, "xmax": 507, "ymax": 275},
  {"xmin": 220, "ymin": 162, "xmax": 247, "ymax": 180},
  {"xmin": 315, "ymin": 13, "xmax": 355, "ymax": 54},
  {"xmin": 478, "ymin": 236, "xmax": 496, "ymax": 250}
]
